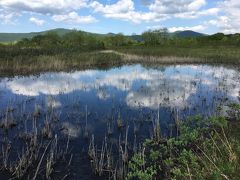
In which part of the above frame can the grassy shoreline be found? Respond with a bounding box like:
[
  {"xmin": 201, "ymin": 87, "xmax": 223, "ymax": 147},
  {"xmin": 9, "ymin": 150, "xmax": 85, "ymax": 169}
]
[
  {"xmin": 0, "ymin": 51, "xmax": 123, "ymax": 76},
  {"xmin": 116, "ymin": 45, "xmax": 240, "ymax": 64},
  {"xmin": 0, "ymin": 45, "xmax": 240, "ymax": 76}
]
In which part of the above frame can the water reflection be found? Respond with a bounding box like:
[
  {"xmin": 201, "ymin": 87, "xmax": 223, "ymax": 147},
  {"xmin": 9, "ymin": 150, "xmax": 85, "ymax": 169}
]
[
  {"xmin": 0, "ymin": 64, "xmax": 239, "ymax": 178},
  {"xmin": 0, "ymin": 64, "xmax": 239, "ymax": 140},
  {"xmin": 1, "ymin": 65, "xmax": 239, "ymax": 111}
]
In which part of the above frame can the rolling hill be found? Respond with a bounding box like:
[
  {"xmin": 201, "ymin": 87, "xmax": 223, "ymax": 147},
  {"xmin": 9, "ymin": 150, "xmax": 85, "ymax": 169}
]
[
  {"xmin": 0, "ymin": 28, "xmax": 206, "ymax": 43},
  {"xmin": 173, "ymin": 30, "xmax": 205, "ymax": 38},
  {"xmin": 0, "ymin": 28, "xmax": 73, "ymax": 42}
]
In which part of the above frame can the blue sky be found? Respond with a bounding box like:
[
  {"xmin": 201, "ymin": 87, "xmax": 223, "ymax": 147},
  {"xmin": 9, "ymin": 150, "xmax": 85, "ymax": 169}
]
[{"xmin": 0, "ymin": 0, "xmax": 239, "ymax": 34}]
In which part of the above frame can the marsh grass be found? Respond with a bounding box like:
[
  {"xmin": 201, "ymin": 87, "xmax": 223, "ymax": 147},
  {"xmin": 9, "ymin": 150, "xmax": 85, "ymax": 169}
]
[
  {"xmin": 117, "ymin": 45, "xmax": 240, "ymax": 64},
  {"xmin": 0, "ymin": 48, "xmax": 122, "ymax": 76},
  {"xmin": 0, "ymin": 102, "xmax": 72, "ymax": 179},
  {"xmin": 0, "ymin": 93, "xmax": 239, "ymax": 179},
  {"xmin": 1, "ymin": 44, "xmax": 240, "ymax": 77}
]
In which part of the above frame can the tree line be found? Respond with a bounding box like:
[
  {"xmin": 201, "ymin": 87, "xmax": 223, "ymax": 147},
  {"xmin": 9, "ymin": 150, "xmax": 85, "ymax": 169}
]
[
  {"xmin": 15, "ymin": 31, "xmax": 135, "ymax": 51},
  {"xmin": 141, "ymin": 29, "xmax": 240, "ymax": 46},
  {"xmin": 2, "ymin": 28, "xmax": 240, "ymax": 51}
]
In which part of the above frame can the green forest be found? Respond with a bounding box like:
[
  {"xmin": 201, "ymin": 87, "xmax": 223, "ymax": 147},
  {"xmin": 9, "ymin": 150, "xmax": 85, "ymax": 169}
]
[{"xmin": 2, "ymin": 28, "xmax": 240, "ymax": 49}]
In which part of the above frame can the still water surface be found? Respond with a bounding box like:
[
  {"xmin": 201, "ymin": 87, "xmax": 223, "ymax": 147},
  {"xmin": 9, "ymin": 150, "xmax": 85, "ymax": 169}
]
[{"xmin": 0, "ymin": 64, "xmax": 239, "ymax": 178}]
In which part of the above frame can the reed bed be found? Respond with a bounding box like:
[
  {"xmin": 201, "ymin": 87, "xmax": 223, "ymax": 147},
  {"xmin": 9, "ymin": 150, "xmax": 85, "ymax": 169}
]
[
  {"xmin": 0, "ymin": 95, "xmax": 239, "ymax": 179},
  {"xmin": 0, "ymin": 101, "xmax": 72, "ymax": 179},
  {"xmin": 116, "ymin": 46, "xmax": 240, "ymax": 64},
  {"xmin": 0, "ymin": 49, "xmax": 122, "ymax": 76},
  {"xmin": 1, "ymin": 45, "xmax": 240, "ymax": 76}
]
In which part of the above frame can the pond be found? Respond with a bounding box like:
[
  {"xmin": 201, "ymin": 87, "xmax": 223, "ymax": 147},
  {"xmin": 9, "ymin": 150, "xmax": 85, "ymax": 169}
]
[{"xmin": 0, "ymin": 64, "xmax": 239, "ymax": 179}]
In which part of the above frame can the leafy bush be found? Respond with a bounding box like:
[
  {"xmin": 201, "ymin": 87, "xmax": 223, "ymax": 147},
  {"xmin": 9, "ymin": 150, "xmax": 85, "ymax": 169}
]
[{"xmin": 128, "ymin": 105, "xmax": 240, "ymax": 179}]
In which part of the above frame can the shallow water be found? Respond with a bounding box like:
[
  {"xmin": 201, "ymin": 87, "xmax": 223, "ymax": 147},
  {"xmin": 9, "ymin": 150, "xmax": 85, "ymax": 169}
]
[{"xmin": 0, "ymin": 64, "xmax": 239, "ymax": 179}]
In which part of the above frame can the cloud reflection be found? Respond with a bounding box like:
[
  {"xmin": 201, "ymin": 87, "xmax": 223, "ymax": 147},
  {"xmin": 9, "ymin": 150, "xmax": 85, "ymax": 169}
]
[{"xmin": 0, "ymin": 65, "xmax": 239, "ymax": 110}]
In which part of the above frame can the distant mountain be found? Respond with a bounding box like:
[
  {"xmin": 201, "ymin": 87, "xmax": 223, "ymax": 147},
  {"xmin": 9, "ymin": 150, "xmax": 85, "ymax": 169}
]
[
  {"xmin": 173, "ymin": 30, "xmax": 206, "ymax": 38},
  {"xmin": 127, "ymin": 35, "xmax": 143, "ymax": 42},
  {"xmin": 0, "ymin": 28, "xmax": 74, "ymax": 42},
  {"xmin": 0, "ymin": 29, "xmax": 206, "ymax": 43},
  {"xmin": 0, "ymin": 32, "xmax": 36, "ymax": 42}
]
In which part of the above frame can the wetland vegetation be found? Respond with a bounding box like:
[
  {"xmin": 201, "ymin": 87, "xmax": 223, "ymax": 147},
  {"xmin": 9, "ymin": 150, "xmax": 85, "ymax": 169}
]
[
  {"xmin": 0, "ymin": 29, "xmax": 240, "ymax": 179},
  {"xmin": 0, "ymin": 29, "xmax": 240, "ymax": 75}
]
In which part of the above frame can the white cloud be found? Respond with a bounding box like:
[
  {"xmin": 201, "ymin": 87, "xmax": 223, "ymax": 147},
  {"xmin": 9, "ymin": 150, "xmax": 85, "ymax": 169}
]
[
  {"xmin": 90, "ymin": 0, "xmax": 167, "ymax": 23},
  {"xmin": 0, "ymin": 0, "xmax": 98, "ymax": 26},
  {"xmin": 147, "ymin": 24, "xmax": 206, "ymax": 32},
  {"xmin": 149, "ymin": 0, "xmax": 219, "ymax": 19},
  {"xmin": 52, "ymin": 12, "xmax": 97, "ymax": 24},
  {"xmin": 29, "ymin": 17, "xmax": 45, "ymax": 26},
  {"xmin": 91, "ymin": 0, "xmax": 134, "ymax": 14},
  {"xmin": 212, "ymin": 0, "xmax": 240, "ymax": 33},
  {"xmin": 0, "ymin": 9, "xmax": 19, "ymax": 24},
  {"xmin": 189, "ymin": 0, "xmax": 206, "ymax": 10},
  {"xmin": 52, "ymin": 11, "xmax": 97, "ymax": 24},
  {"xmin": 89, "ymin": 0, "xmax": 218, "ymax": 24},
  {"xmin": 103, "ymin": 11, "xmax": 167, "ymax": 23},
  {"xmin": 1, "ymin": 0, "xmax": 217, "ymax": 25},
  {"xmin": 168, "ymin": 25, "xmax": 207, "ymax": 32},
  {"xmin": 198, "ymin": 7, "xmax": 219, "ymax": 16},
  {"xmin": 175, "ymin": 8, "xmax": 219, "ymax": 19},
  {"xmin": 206, "ymin": 16, "xmax": 232, "ymax": 32},
  {"xmin": 0, "ymin": 12, "xmax": 14, "ymax": 24},
  {"xmin": 149, "ymin": 0, "xmax": 206, "ymax": 14},
  {"xmin": 0, "ymin": 0, "xmax": 88, "ymax": 14},
  {"xmin": 1, "ymin": 0, "xmax": 239, "ymax": 34}
]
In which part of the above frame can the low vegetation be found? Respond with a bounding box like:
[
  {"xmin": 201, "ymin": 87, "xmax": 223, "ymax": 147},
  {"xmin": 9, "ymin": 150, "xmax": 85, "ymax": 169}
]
[
  {"xmin": 0, "ymin": 29, "xmax": 240, "ymax": 76},
  {"xmin": 117, "ymin": 29, "xmax": 240, "ymax": 64},
  {"xmin": 0, "ymin": 50, "xmax": 122, "ymax": 76},
  {"xmin": 117, "ymin": 45, "xmax": 240, "ymax": 64},
  {"xmin": 128, "ymin": 104, "xmax": 240, "ymax": 179}
]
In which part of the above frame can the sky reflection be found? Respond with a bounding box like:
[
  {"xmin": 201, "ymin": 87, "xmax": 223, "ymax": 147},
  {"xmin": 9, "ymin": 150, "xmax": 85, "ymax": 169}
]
[{"xmin": 0, "ymin": 64, "xmax": 239, "ymax": 111}]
